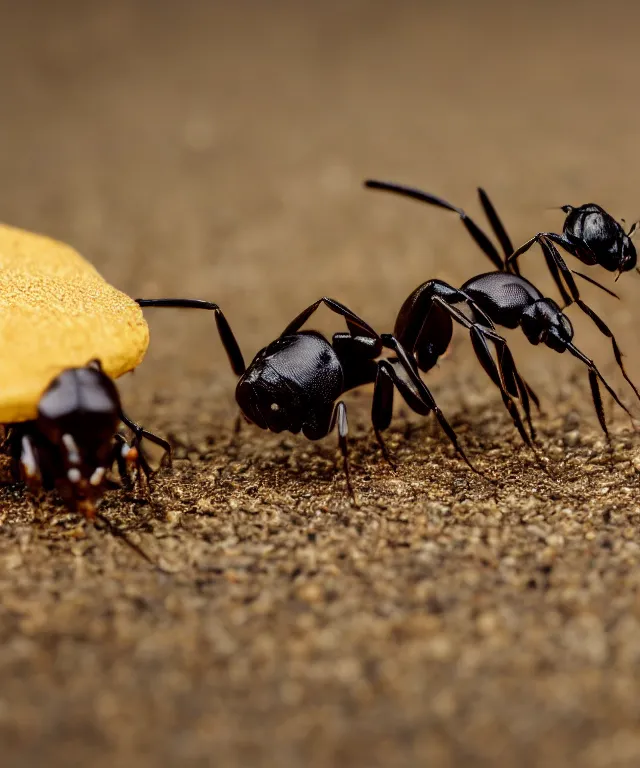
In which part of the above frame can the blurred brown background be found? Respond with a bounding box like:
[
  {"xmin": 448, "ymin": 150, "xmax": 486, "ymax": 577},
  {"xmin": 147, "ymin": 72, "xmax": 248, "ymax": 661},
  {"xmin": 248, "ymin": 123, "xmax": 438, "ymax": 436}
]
[{"xmin": 2, "ymin": 1, "xmax": 640, "ymax": 766}]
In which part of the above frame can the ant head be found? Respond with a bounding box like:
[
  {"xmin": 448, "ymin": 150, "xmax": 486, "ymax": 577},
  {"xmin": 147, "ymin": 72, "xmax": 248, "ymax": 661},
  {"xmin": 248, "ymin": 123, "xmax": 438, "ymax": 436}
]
[
  {"xmin": 521, "ymin": 299, "xmax": 574, "ymax": 352},
  {"xmin": 235, "ymin": 338, "xmax": 304, "ymax": 434},
  {"xmin": 36, "ymin": 364, "xmax": 121, "ymax": 506}
]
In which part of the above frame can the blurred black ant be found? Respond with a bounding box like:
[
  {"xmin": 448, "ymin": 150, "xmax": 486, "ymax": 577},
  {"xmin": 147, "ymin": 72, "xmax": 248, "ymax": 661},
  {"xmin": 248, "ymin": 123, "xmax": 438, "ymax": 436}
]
[
  {"xmin": 139, "ymin": 297, "xmax": 480, "ymax": 498},
  {"xmin": 364, "ymin": 180, "xmax": 636, "ymax": 440},
  {"xmin": 4, "ymin": 360, "xmax": 170, "ymax": 518},
  {"xmin": 4, "ymin": 298, "xmax": 243, "ymax": 517},
  {"xmin": 365, "ymin": 180, "xmax": 640, "ymax": 402}
]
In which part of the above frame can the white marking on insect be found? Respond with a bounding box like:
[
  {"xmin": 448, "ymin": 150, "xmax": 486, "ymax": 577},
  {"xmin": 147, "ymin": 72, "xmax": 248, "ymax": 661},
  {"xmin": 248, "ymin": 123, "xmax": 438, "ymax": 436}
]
[
  {"xmin": 270, "ymin": 402, "xmax": 280, "ymax": 411},
  {"xmin": 67, "ymin": 468, "xmax": 82, "ymax": 484},
  {"xmin": 20, "ymin": 437, "xmax": 37, "ymax": 477},
  {"xmin": 120, "ymin": 444, "xmax": 131, "ymax": 458},
  {"xmin": 62, "ymin": 433, "xmax": 81, "ymax": 465},
  {"xmin": 89, "ymin": 467, "xmax": 105, "ymax": 486}
]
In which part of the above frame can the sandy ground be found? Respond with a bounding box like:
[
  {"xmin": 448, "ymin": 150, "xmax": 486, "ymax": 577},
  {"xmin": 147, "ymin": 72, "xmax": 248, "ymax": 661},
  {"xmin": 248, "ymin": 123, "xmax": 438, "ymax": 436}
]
[{"xmin": 2, "ymin": 1, "xmax": 640, "ymax": 766}]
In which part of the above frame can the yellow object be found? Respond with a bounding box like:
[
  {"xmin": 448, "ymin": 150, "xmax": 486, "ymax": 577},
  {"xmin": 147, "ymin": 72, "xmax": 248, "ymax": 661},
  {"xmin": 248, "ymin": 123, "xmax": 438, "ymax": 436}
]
[{"xmin": 0, "ymin": 223, "xmax": 149, "ymax": 422}]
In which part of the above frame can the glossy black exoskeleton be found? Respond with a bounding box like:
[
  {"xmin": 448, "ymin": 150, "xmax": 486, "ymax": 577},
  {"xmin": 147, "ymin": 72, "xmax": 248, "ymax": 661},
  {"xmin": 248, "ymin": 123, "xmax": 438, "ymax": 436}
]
[
  {"xmin": 236, "ymin": 297, "xmax": 479, "ymax": 497},
  {"xmin": 365, "ymin": 180, "xmax": 639, "ymax": 397},
  {"xmin": 365, "ymin": 181, "xmax": 640, "ymax": 432},
  {"xmin": 6, "ymin": 361, "xmax": 170, "ymax": 517},
  {"xmin": 509, "ymin": 203, "xmax": 638, "ymax": 280},
  {"xmin": 395, "ymin": 269, "xmax": 634, "ymax": 440},
  {"xmin": 137, "ymin": 296, "xmax": 479, "ymax": 497}
]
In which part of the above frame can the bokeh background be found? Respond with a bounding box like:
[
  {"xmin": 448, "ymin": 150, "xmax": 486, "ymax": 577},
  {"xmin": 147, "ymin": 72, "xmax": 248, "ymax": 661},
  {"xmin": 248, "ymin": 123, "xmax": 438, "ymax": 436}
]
[{"xmin": 2, "ymin": 2, "xmax": 640, "ymax": 766}]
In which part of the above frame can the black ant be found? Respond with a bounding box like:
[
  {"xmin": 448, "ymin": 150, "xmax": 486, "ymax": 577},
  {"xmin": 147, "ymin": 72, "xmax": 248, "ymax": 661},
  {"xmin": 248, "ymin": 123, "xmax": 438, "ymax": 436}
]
[
  {"xmin": 364, "ymin": 179, "xmax": 637, "ymax": 441},
  {"xmin": 4, "ymin": 299, "xmax": 243, "ymax": 517},
  {"xmin": 4, "ymin": 360, "xmax": 170, "ymax": 518},
  {"xmin": 365, "ymin": 179, "xmax": 640, "ymax": 402},
  {"xmin": 139, "ymin": 296, "xmax": 480, "ymax": 498},
  {"xmin": 509, "ymin": 204, "xmax": 639, "ymax": 283}
]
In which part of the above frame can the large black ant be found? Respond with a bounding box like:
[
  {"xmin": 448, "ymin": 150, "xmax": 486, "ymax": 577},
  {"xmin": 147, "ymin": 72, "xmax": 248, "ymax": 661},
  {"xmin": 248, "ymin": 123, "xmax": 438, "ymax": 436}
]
[
  {"xmin": 4, "ymin": 299, "xmax": 244, "ymax": 517},
  {"xmin": 365, "ymin": 179, "xmax": 640, "ymax": 402},
  {"xmin": 139, "ymin": 296, "xmax": 480, "ymax": 498},
  {"xmin": 508, "ymin": 204, "xmax": 639, "ymax": 283},
  {"xmin": 4, "ymin": 360, "xmax": 170, "ymax": 518},
  {"xmin": 364, "ymin": 179, "xmax": 637, "ymax": 440}
]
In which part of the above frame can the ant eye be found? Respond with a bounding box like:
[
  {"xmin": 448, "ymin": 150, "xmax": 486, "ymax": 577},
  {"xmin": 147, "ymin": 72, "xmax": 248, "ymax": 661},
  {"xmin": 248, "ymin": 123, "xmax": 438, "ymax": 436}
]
[{"xmin": 270, "ymin": 403, "xmax": 280, "ymax": 412}]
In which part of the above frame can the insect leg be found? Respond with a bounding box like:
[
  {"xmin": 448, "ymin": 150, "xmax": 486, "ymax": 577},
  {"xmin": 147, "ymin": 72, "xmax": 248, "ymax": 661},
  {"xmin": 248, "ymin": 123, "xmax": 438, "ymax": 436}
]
[
  {"xmin": 135, "ymin": 298, "xmax": 246, "ymax": 375},
  {"xmin": 567, "ymin": 343, "xmax": 636, "ymax": 434},
  {"xmin": 371, "ymin": 362, "xmax": 397, "ymax": 468},
  {"xmin": 329, "ymin": 401, "xmax": 354, "ymax": 501},
  {"xmin": 281, "ymin": 297, "xmax": 380, "ymax": 343},
  {"xmin": 379, "ymin": 336, "xmax": 481, "ymax": 475},
  {"xmin": 120, "ymin": 412, "xmax": 172, "ymax": 468}
]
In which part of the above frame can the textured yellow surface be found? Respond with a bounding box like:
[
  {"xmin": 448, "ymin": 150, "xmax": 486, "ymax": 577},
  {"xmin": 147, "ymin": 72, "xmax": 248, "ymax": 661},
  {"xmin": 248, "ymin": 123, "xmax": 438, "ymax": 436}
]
[{"xmin": 0, "ymin": 223, "xmax": 149, "ymax": 422}]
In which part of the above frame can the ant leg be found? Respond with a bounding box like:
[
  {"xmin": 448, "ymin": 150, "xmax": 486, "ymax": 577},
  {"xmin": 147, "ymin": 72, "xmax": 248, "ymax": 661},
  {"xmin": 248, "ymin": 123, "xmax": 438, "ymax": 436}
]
[
  {"xmin": 18, "ymin": 433, "xmax": 43, "ymax": 491},
  {"xmin": 119, "ymin": 413, "xmax": 171, "ymax": 493},
  {"xmin": 538, "ymin": 237, "xmax": 619, "ymax": 300},
  {"xmin": 508, "ymin": 233, "xmax": 577, "ymax": 303},
  {"xmin": 541, "ymin": 242, "xmax": 573, "ymax": 306},
  {"xmin": 540, "ymin": 239, "xmax": 640, "ymax": 401},
  {"xmin": 479, "ymin": 326, "xmax": 539, "ymax": 433},
  {"xmin": 112, "ymin": 433, "xmax": 134, "ymax": 490},
  {"xmin": 539, "ymin": 237, "xmax": 599, "ymax": 302},
  {"xmin": 567, "ymin": 343, "xmax": 636, "ymax": 434},
  {"xmin": 135, "ymin": 299, "xmax": 245, "ymax": 375},
  {"xmin": 468, "ymin": 327, "xmax": 537, "ymax": 450},
  {"xmin": 570, "ymin": 271, "xmax": 619, "ymax": 299},
  {"xmin": 365, "ymin": 179, "xmax": 505, "ymax": 271},
  {"xmin": 507, "ymin": 230, "xmax": 572, "ymax": 268},
  {"xmin": 113, "ymin": 431, "xmax": 158, "ymax": 490},
  {"xmin": 119, "ymin": 411, "xmax": 172, "ymax": 466},
  {"xmin": 427, "ymin": 294, "xmax": 510, "ymax": 396},
  {"xmin": 522, "ymin": 379, "xmax": 541, "ymax": 411},
  {"xmin": 492, "ymin": 334, "xmax": 537, "ymax": 439},
  {"xmin": 509, "ymin": 233, "xmax": 614, "ymax": 303},
  {"xmin": 281, "ymin": 297, "xmax": 381, "ymax": 343},
  {"xmin": 587, "ymin": 370, "xmax": 608, "ymax": 437},
  {"xmin": 371, "ymin": 362, "xmax": 397, "ymax": 468},
  {"xmin": 508, "ymin": 231, "xmax": 572, "ymax": 265},
  {"xmin": 477, "ymin": 187, "xmax": 514, "ymax": 265},
  {"xmin": 328, "ymin": 401, "xmax": 354, "ymax": 502},
  {"xmin": 420, "ymin": 296, "xmax": 539, "ymax": 449},
  {"xmin": 379, "ymin": 337, "xmax": 481, "ymax": 475},
  {"xmin": 574, "ymin": 301, "xmax": 640, "ymax": 402}
]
